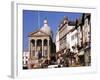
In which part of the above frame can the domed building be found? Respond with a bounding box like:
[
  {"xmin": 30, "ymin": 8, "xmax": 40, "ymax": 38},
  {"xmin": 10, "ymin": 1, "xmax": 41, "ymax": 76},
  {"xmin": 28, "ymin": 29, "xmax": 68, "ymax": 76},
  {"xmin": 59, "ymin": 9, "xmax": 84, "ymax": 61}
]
[
  {"xmin": 40, "ymin": 19, "xmax": 52, "ymax": 36},
  {"xmin": 28, "ymin": 19, "xmax": 54, "ymax": 69}
]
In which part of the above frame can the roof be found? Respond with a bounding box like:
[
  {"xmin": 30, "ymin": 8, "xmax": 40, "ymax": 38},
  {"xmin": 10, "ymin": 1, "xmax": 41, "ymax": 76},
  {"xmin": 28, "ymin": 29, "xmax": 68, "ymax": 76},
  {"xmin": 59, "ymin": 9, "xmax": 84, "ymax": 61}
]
[
  {"xmin": 28, "ymin": 29, "xmax": 50, "ymax": 37},
  {"xmin": 40, "ymin": 19, "xmax": 52, "ymax": 36}
]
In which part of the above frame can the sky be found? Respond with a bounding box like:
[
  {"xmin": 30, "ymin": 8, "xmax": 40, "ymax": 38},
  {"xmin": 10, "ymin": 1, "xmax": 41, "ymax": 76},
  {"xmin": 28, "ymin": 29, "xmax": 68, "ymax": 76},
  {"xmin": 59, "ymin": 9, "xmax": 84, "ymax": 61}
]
[{"xmin": 23, "ymin": 10, "xmax": 82, "ymax": 51}]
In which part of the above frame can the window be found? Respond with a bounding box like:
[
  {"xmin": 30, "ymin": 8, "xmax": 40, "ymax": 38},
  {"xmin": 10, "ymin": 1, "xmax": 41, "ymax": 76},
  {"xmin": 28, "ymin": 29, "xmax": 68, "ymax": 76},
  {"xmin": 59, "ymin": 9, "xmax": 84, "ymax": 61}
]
[
  {"xmin": 44, "ymin": 39, "xmax": 47, "ymax": 46},
  {"xmin": 26, "ymin": 61, "xmax": 28, "ymax": 64},
  {"xmin": 37, "ymin": 39, "xmax": 42, "ymax": 46},
  {"xmin": 31, "ymin": 39, "xmax": 35, "ymax": 46},
  {"xmin": 71, "ymin": 33, "xmax": 78, "ymax": 41},
  {"xmin": 26, "ymin": 56, "xmax": 27, "ymax": 59}
]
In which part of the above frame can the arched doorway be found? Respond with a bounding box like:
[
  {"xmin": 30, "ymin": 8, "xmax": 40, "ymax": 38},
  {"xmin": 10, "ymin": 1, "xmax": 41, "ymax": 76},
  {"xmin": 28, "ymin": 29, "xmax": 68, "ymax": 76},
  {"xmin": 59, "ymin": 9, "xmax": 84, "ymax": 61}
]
[{"xmin": 37, "ymin": 39, "xmax": 42, "ymax": 59}]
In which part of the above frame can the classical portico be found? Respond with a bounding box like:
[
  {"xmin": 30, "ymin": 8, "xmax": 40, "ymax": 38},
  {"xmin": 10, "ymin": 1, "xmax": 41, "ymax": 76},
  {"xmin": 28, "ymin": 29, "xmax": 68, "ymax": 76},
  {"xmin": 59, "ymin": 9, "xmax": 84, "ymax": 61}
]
[
  {"xmin": 29, "ymin": 35, "xmax": 50, "ymax": 60},
  {"xmin": 28, "ymin": 19, "xmax": 52, "ymax": 69}
]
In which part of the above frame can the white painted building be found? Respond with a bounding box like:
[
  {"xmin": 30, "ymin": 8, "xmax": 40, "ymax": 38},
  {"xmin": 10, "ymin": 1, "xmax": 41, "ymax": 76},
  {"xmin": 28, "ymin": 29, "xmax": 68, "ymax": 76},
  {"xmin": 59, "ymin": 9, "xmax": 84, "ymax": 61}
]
[
  {"xmin": 56, "ymin": 31, "xmax": 60, "ymax": 53},
  {"xmin": 66, "ymin": 29, "xmax": 78, "ymax": 51},
  {"xmin": 56, "ymin": 14, "xmax": 91, "ymax": 66},
  {"xmin": 23, "ymin": 51, "xmax": 29, "ymax": 68},
  {"xmin": 82, "ymin": 18, "xmax": 90, "ymax": 44},
  {"xmin": 55, "ymin": 16, "xmax": 76, "ymax": 54},
  {"xmin": 77, "ymin": 26, "xmax": 82, "ymax": 47}
]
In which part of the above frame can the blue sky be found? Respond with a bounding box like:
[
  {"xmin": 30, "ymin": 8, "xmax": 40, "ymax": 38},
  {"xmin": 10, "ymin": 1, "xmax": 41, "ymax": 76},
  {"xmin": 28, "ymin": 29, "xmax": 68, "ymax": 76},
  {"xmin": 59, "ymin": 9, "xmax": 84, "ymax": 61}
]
[{"xmin": 23, "ymin": 10, "xmax": 82, "ymax": 51}]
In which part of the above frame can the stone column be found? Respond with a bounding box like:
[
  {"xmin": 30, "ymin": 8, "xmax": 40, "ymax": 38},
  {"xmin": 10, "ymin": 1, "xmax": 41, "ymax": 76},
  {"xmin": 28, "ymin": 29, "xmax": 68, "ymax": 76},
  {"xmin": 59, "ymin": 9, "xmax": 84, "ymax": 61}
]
[
  {"xmin": 47, "ymin": 39, "xmax": 50, "ymax": 60},
  {"xmin": 42, "ymin": 39, "xmax": 44, "ymax": 57}
]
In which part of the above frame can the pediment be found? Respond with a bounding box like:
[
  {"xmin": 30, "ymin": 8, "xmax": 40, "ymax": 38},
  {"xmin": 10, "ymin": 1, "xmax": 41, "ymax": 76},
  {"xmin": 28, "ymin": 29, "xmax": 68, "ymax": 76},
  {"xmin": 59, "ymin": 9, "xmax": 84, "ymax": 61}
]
[
  {"xmin": 34, "ymin": 31, "xmax": 46, "ymax": 35},
  {"xmin": 29, "ymin": 30, "xmax": 49, "ymax": 37}
]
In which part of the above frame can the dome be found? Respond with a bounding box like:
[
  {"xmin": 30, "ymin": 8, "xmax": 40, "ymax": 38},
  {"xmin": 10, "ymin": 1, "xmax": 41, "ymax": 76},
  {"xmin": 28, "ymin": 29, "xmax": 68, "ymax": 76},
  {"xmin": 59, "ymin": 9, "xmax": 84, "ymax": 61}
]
[{"xmin": 40, "ymin": 19, "xmax": 52, "ymax": 36}]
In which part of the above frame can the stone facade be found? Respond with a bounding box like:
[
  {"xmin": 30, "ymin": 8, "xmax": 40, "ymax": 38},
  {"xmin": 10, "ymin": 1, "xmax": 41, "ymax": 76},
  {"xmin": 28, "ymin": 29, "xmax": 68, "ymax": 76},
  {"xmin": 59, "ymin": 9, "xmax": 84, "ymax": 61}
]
[{"xmin": 28, "ymin": 19, "xmax": 53, "ymax": 69}]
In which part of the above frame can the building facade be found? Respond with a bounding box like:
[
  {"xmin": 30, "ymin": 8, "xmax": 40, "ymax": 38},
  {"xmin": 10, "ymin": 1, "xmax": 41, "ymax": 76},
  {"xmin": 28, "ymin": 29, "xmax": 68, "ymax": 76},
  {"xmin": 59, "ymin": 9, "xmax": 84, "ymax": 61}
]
[
  {"xmin": 28, "ymin": 19, "xmax": 54, "ymax": 69},
  {"xmin": 56, "ymin": 31, "xmax": 60, "ymax": 53},
  {"xmin": 23, "ymin": 51, "xmax": 29, "ymax": 69},
  {"xmin": 56, "ymin": 13, "xmax": 91, "ymax": 66},
  {"xmin": 82, "ymin": 14, "xmax": 91, "ymax": 66},
  {"xmin": 56, "ymin": 16, "xmax": 75, "ymax": 54}
]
